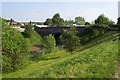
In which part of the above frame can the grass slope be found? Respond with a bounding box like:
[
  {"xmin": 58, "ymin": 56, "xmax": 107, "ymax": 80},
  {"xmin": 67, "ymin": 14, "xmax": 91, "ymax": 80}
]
[{"xmin": 3, "ymin": 32, "xmax": 119, "ymax": 78}]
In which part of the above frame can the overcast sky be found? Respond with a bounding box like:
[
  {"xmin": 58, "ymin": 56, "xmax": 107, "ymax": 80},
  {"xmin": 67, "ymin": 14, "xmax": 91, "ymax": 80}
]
[{"xmin": 1, "ymin": 1, "xmax": 119, "ymax": 23}]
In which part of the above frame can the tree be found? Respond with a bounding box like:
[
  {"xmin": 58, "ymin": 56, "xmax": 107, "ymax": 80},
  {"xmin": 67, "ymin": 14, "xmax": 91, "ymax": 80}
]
[
  {"xmin": 65, "ymin": 20, "xmax": 74, "ymax": 27},
  {"xmin": 75, "ymin": 16, "xmax": 85, "ymax": 25},
  {"xmin": 52, "ymin": 13, "xmax": 65, "ymax": 27},
  {"xmin": 60, "ymin": 27, "xmax": 80, "ymax": 52},
  {"xmin": 24, "ymin": 22, "xmax": 33, "ymax": 38},
  {"xmin": 44, "ymin": 18, "xmax": 52, "ymax": 26},
  {"xmin": 42, "ymin": 34, "xmax": 56, "ymax": 53},
  {"xmin": 2, "ymin": 26, "xmax": 30, "ymax": 72},
  {"xmin": 9, "ymin": 18, "xmax": 14, "ymax": 25},
  {"xmin": 24, "ymin": 22, "xmax": 42, "ymax": 45},
  {"xmin": 95, "ymin": 14, "xmax": 114, "ymax": 26},
  {"xmin": 95, "ymin": 14, "xmax": 108, "ymax": 24},
  {"xmin": 108, "ymin": 20, "xmax": 115, "ymax": 27}
]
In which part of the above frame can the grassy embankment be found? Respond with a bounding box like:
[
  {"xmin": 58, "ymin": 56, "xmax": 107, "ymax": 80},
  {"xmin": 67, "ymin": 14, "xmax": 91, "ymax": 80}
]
[{"xmin": 3, "ymin": 31, "xmax": 119, "ymax": 78}]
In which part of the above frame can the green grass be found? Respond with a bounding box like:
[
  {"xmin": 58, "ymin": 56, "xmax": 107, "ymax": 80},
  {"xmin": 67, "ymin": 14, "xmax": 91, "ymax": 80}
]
[
  {"xmin": 0, "ymin": 73, "xmax": 2, "ymax": 79},
  {"xmin": 2, "ymin": 31, "xmax": 119, "ymax": 78},
  {"xmin": 39, "ymin": 49, "xmax": 69, "ymax": 60},
  {"xmin": 77, "ymin": 31, "xmax": 118, "ymax": 51}
]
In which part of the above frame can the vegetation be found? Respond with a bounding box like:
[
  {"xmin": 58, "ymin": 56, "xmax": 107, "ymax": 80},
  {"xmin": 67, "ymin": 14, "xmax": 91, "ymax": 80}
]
[
  {"xmin": 28, "ymin": 30, "xmax": 42, "ymax": 46},
  {"xmin": 0, "ymin": 18, "xmax": 2, "ymax": 78},
  {"xmin": 1, "ymin": 13, "xmax": 119, "ymax": 78},
  {"xmin": 65, "ymin": 20, "xmax": 74, "ymax": 27},
  {"xmin": 44, "ymin": 18, "xmax": 52, "ymax": 26},
  {"xmin": 52, "ymin": 13, "xmax": 65, "ymax": 27},
  {"xmin": 9, "ymin": 19, "xmax": 14, "ymax": 25},
  {"xmin": 75, "ymin": 16, "xmax": 85, "ymax": 25},
  {"xmin": 42, "ymin": 34, "xmax": 56, "ymax": 53},
  {"xmin": 78, "ymin": 14, "xmax": 115, "ymax": 44},
  {"xmin": 85, "ymin": 22, "xmax": 91, "ymax": 26},
  {"xmin": 39, "ymin": 49, "xmax": 69, "ymax": 60},
  {"xmin": 95, "ymin": 14, "xmax": 115, "ymax": 27},
  {"xmin": 60, "ymin": 27, "xmax": 80, "ymax": 52},
  {"xmin": 2, "ymin": 35, "xmax": 118, "ymax": 78},
  {"xmin": 24, "ymin": 22, "xmax": 42, "ymax": 46},
  {"xmin": 2, "ymin": 25, "xmax": 30, "ymax": 72},
  {"xmin": 24, "ymin": 22, "xmax": 33, "ymax": 38}
]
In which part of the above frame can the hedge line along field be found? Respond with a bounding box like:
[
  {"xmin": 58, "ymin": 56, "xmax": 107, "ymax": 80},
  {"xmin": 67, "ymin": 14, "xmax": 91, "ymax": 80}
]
[{"xmin": 3, "ymin": 34, "xmax": 118, "ymax": 78}]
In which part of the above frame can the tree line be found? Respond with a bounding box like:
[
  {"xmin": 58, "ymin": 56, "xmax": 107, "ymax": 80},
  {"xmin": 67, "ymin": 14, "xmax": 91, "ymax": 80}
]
[{"xmin": 43, "ymin": 13, "xmax": 117, "ymax": 27}]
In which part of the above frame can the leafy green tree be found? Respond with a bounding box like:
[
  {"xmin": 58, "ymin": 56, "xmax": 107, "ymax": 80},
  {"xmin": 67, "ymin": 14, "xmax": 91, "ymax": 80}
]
[
  {"xmin": 30, "ymin": 30, "xmax": 43, "ymax": 45},
  {"xmin": 60, "ymin": 27, "xmax": 80, "ymax": 52},
  {"xmin": 24, "ymin": 22, "xmax": 33, "ymax": 38},
  {"xmin": 24, "ymin": 22, "xmax": 42, "ymax": 45},
  {"xmin": 42, "ymin": 34, "xmax": 56, "ymax": 53},
  {"xmin": 95, "ymin": 14, "xmax": 115, "ymax": 26},
  {"xmin": 90, "ymin": 24, "xmax": 108, "ymax": 37},
  {"xmin": 75, "ymin": 16, "xmax": 85, "ymax": 25},
  {"xmin": 52, "ymin": 13, "xmax": 65, "ymax": 27},
  {"xmin": 44, "ymin": 18, "xmax": 52, "ymax": 26},
  {"xmin": 95, "ymin": 14, "xmax": 109, "ymax": 24},
  {"xmin": 65, "ymin": 20, "xmax": 74, "ymax": 27},
  {"xmin": 2, "ymin": 26, "xmax": 30, "ymax": 72}
]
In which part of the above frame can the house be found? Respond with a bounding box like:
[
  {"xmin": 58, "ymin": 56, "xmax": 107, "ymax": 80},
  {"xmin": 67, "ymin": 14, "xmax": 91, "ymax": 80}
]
[{"xmin": 10, "ymin": 22, "xmax": 25, "ymax": 32}]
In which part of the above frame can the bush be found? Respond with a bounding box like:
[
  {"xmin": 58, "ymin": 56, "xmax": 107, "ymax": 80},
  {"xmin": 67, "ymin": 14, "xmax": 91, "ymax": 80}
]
[
  {"xmin": 29, "ymin": 30, "xmax": 42, "ymax": 45},
  {"xmin": 60, "ymin": 27, "xmax": 80, "ymax": 52},
  {"xmin": 95, "ymin": 14, "xmax": 115, "ymax": 27},
  {"xmin": 2, "ymin": 27, "xmax": 30, "ymax": 72},
  {"xmin": 90, "ymin": 24, "xmax": 108, "ymax": 36},
  {"xmin": 24, "ymin": 23, "xmax": 33, "ymax": 38},
  {"xmin": 24, "ymin": 23, "xmax": 42, "ymax": 46},
  {"xmin": 78, "ymin": 24, "xmax": 108, "ymax": 44},
  {"xmin": 90, "ymin": 24, "xmax": 110, "ymax": 28},
  {"xmin": 42, "ymin": 34, "xmax": 56, "ymax": 53}
]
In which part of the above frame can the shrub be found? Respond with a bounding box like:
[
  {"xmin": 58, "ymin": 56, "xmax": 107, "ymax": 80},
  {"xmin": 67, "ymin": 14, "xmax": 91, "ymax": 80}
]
[
  {"xmin": 95, "ymin": 14, "xmax": 115, "ymax": 26},
  {"xmin": 77, "ymin": 24, "xmax": 107, "ymax": 44},
  {"xmin": 24, "ymin": 23, "xmax": 33, "ymax": 38},
  {"xmin": 29, "ymin": 30, "xmax": 42, "ymax": 45},
  {"xmin": 90, "ymin": 24, "xmax": 110, "ymax": 29},
  {"xmin": 2, "ymin": 27, "xmax": 30, "ymax": 72},
  {"xmin": 60, "ymin": 27, "xmax": 80, "ymax": 52},
  {"xmin": 42, "ymin": 34, "xmax": 56, "ymax": 53},
  {"xmin": 90, "ymin": 24, "xmax": 108, "ymax": 36},
  {"xmin": 24, "ymin": 23, "xmax": 42, "ymax": 46}
]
